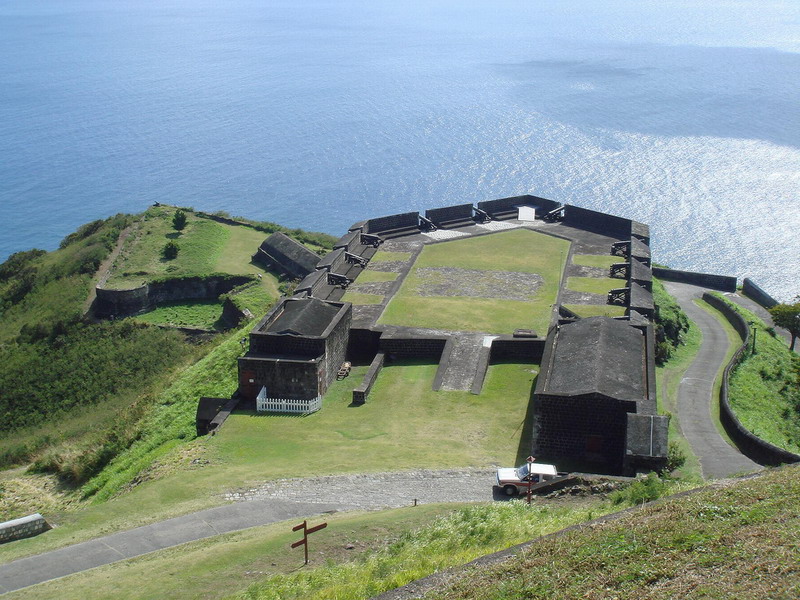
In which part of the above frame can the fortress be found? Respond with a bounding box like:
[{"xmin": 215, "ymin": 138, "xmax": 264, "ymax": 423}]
[{"xmin": 237, "ymin": 194, "xmax": 671, "ymax": 476}]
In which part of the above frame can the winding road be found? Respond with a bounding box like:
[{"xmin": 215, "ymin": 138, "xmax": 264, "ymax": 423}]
[{"xmin": 663, "ymin": 282, "xmax": 761, "ymax": 479}]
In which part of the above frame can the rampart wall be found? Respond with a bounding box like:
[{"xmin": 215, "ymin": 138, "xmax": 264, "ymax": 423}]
[
  {"xmin": 702, "ymin": 292, "xmax": 800, "ymax": 467},
  {"xmin": 94, "ymin": 274, "xmax": 254, "ymax": 318},
  {"xmin": 0, "ymin": 514, "xmax": 50, "ymax": 544},
  {"xmin": 742, "ymin": 277, "xmax": 778, "ymax": 309},
  {"xmin": 352, "ymin": 351, "xmax": 385, "ymax": 405},
  {"xmin": 652, "ymin": 267, "xmax": 737, "ymax": 292},
  {"xmin": 425, "ymin": 203, "xmax": 474, "ymax": 226},
  {"xmin": 364, "ymin": 212, "xmax": 419, "ymax": 234},
  {"xmin": 563, "ymin": 205, "xmax": 631, "ymax": 238}
]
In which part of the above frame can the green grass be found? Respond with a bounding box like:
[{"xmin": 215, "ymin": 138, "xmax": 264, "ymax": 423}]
[
  {"xmin": 352, "ymin": 270, "xmax": 398, "ymax": 283},
  {"xmin": 227, "ymin": 284, "xmax": 277, "ymax": 316},
  {"xmin": 571, "ymin": 254, "xmax": 619, "ymax": 269},
  {"xmin": 371, "ymin": 251, "xmax": 412, "ymax": 263},
  {"xmin": 4, "ymin": 504, "xmax": 465, "ymax": 600},
  {"xmin": 0, "ymin": 360, "xmax": 538, "ymax": 563},
  {"xmin": 424, "ymin": 466, "xmax": 800, "ymax": 600},
  {"xmin": 341, "ymin": 291, "xmax": 384, "ymax": 305},
  {"xmin": 379, "ymin": 230, "xmax": 568, "ymax": 333},
  {"xmin": 562, "ymin": 304, "xmax": 627, "ymax": 318},
  {"xmin": 566, "ymin": 276, "xmax": 621, "ymax": 295},
  {"xmin": 134, "ymin": 300, "xmax": 225, "ymax": 329},
  {"xmin": 710, "ymin": 295, "xmax": 800, "ymax": 454}
]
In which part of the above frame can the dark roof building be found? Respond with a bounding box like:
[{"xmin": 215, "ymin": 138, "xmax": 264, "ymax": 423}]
[
  {"xmin": 533, "ymin": 317, "xmax": 667, "ymax": 474},
  {"xmin": 254, "ymin": 232, "xmax": 320, "ymax": 279}
]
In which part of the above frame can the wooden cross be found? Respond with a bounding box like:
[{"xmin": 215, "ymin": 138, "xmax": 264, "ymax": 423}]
[{"xmin": 291, "ymin": 519, "xmax": 328, "ymax": 565}]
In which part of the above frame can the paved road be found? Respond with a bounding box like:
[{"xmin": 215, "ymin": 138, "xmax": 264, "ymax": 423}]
[
  {"xmin": 664, "ymin": 282, "xmax": 761, "ymax": 479},
  {"xmin": 0, "ymin": 469, "xmax": 497, "ymax": 595}
]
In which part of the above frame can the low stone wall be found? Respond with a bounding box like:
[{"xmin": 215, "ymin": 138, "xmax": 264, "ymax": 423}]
[
  {"xmin": 742, "ymin": 278, "xmax": 778, "ymax": 309},
  {"xmin": 316, "ymin": 248, "xmax": 347, "ymax": 273},
  {"xmin": 0, "ymin": 513, "xmax": 50, "ymax": 544},
  {"xmin": 563, "ymin": 205, "xmax": 632, "ymax": 238},
  {"xmin": 380, "ymin": 335, "xmax": 448, "ymax": 358},
  {"xmin": 94, "ymin": 274, "xmax": 255, "ymax": 318},
  {"xmin": 652, "ymin": 267, "xmax": 737, "ymax": 292},
  {"xmin": 352, "ymin": 351, "xmax": 385, "ymax": 405},
  {"xmin": 489, "ymin": 338, "xmax": 546, "ymax": 362},
  {"xmin": 425, "ymin": 203, "xmax": 473, "ymax": 226},
  {"xmin": 702, "ymin": 292, "xmax": 800, "ymax": 467},
  {"xmin": 477, "ymin": 194, "xmax": 561, "ymax": 218},
  {"xmin": 364, "ymin": 212, "xmax": 419, "ymax": 234}
]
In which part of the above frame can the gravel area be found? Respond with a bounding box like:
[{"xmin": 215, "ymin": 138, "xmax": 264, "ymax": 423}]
[
  {"xmin": 367, "ymin": 261, "xmax": 409, "ymax": 272},
  {"xmin": 416, "ymin": 267, "xmax": 543, "ymax": 301},
  {"xmin": 560, "ymin": 289, "xmax": 610, "ymax": 305},
  {"xmin": 223, "ymin": 469, "xmax": 500, "ymax": 509},
  {"xmin": 350, "ymin": 281, "xmax": 395, "ymax": 295}
]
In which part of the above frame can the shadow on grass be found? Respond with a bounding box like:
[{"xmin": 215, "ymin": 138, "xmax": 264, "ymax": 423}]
[{"xmin": 514, "ymin": 375, "xmax": 538, "ymax": 466}]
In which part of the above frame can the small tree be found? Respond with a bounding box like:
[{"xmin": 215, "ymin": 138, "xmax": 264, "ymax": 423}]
[
  {"xmin": 172, "ymin": 209, "xmax": 187, "ymax": 231},
  {"xmin": 769, "ymin": 299, "xmax": 800, "ymax": 351},
  {"xmin": 162, "ymin": 241, "xmax": 179, "ymax": 260}
]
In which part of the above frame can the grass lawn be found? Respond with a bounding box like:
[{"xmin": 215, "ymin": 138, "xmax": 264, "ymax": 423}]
[
  {"xmin": 105, "ymin": 207, "xmax": 281, "ymax": 291},
  {"xmin": 562, "ymin": 304, "xmax": 626, "ymax": 318},
  {"xmin": 134, "ymin": 300, "xmax": 225, "ymax": 329},
  {"xmin": 423, "ymin": 467, "xmax": 800, "ymax": 600},
  {"xmin": 0, "ymin": 360, "xmax": 537, "ymax": 563},
  {"xmin": 709, "ymin": 296, "xmax": 800, "ymax": 454},
  {"xmin": 566, "ymin": 276, "xmax": 621, "ymax": 295},
  {"xmin": 379, "ymin": 230, "xmax": 568, "ymax": 333},
  {"xmin": 341, "ymin": 291, "xmax": 384, "ymax": 305},
  {"xmin": 4, "ymin": 504, "xmax": 465, "ymax": 600},
  {"xmin": 571, "ymin": 254, "xmax": 619, "ymax": 269},
  {"xmin": 353, "ymin": 270, "xmax": 398, "ymax": 284}
]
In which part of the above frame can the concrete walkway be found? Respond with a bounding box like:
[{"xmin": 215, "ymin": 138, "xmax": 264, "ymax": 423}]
[
  {"xmin": 0, "ymin": 469, "xmax": 497, "ymax": 595},
  {"xmin": 664, "ymin": 282, "xmax": 761, "ymax": 479}
]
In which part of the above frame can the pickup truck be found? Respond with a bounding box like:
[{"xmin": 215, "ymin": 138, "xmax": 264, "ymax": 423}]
[{"xmin": 496, "ymin": 462, "xmax": 559, "ymax": 496}]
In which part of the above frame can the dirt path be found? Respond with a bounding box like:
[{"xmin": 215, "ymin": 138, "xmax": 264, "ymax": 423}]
[{"xmin": 81, "ymin": 221, "xmax": 138, "ymax": 318}]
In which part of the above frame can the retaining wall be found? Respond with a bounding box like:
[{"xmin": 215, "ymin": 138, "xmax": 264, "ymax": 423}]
[
  {"xmin": 94, "ymin": 274, "xmax": 255, "ymax": 318},
  {"xmin": 477, "ymin": 194, "xmax": 561, "ymax": 217},
  {"xmin": 364, "ymin": 212, "xmax": 419, "ymax": 234},
  {"xmin": 425, "ymin": 203, "xmax": 474, "ymax": 226},
  {"xmin": 563, "ymin": 205, "xmax": 632, "ymax": 238},
  {"xmin": 702, "ymin": 292, "xmax": 800, "ymax": 466},
  {"xmin": 0, "ymin": 514, "xmax": 50, "ymax": 544},
  {"xmin": 489, "ymin": 338, "xmax": 546, "ymax": 362},
  {"xmin": 352, "ymin": 351, "xmax": 385, "ymax": 405},
  {"xmin": 380, "ymin": 335, "xmax": 448, "ymax": 358},
  {"xmin": 742, "ymin": 278, "xmax": 778, "ymax": 309},
  {"xmin": 652, "ymin": 267, "xmax": 737, "ymax": 292}
]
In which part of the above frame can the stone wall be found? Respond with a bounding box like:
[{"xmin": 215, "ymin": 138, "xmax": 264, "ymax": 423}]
[
  {"xmin": 489, "ymin": 338, "xmax": 546, "ymax": 362},
  {"xmin": 364, "ymin": 212, "xmax": 420, "ymax": 234},
  {"xmin": 652, "ymin": 267, "xmax": 737, "ymax": 292},
  {"xmin": 380, "ymin": 335, "xmax": 448, "ymax": 358},
  {"xmin": 94, "ymin": 274, "xmax": 255, "ymax": 318},
  {"xmin": 250, "ymin": 334, "xmax": 326, "ymax": 357},
  {"xmin": 347, "ymin": 328, "xmax": 383, "ymax": 362},
  {"xmin": 425, "ymin": 203, "xmax": 474, "ymax": 226},
  {"xmin": 742, "ymin": 277, "xmax": 778, "ymax": 309},
  {"xmin": 477, "ymin": 194, "xmax": 561, "ymax": 218},
  {"xmin": 238, "ymin": 355, "xmax": 321, "ymax": 400},
  {"xmin": 563, "ymin": 205, "xmax": 632, "ymax": 238},
  {"xmin": 352, "ymin": 351, "xmax": 385, "ymax": 405},
  {"xmin": 702, "ymin": 292, "xmax": 800, "ymax": 467},
  {"xmin": 322, "ymin": 305, "xmax": 353, "ymax": 392},
  {"xmin": 0, "ymin": 514, "xmax": 50, "ymax": 544},
  {"xmin": 316, "ymin": 248, "xmax": 347, "ymax": 273}
]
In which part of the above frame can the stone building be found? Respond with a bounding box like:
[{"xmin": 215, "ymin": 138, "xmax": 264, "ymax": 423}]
[
  {"xmin": 253, "ymin": 232, "xmax": 320, "ymax": 279},
  {"xmin": 238, "ymin": 297, "xmax": 352, "ymax": 403},
  {"xmin": 533, "ymin": 316, "xmax": 668, "ymax": 474}
]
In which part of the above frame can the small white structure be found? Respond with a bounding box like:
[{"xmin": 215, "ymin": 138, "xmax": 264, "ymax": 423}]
[{"xmin": 517, "ymin": 206, "xmax": 536, "ymax": 221}]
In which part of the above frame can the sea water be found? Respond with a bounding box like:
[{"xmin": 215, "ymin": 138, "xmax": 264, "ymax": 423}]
[{"xmin": 0, "ymin": 0, "xmax": 798, "ymax": 299}]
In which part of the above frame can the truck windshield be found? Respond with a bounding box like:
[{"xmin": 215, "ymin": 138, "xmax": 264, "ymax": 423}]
[{"xmin": 516, "ymin": 464, "xmax": 529, "ymax": 479}]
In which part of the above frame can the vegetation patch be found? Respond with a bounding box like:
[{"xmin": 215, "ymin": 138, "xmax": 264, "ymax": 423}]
[
  {"xmin": 652, "ymin": 277, "xmax": 691, "ymax": 365},
  {"xmin": 341, "ymin": 291, "xmax": 384, "ymax": 305},
  {"xmin": 135, "ymin": 300, "xmax": 225, "ymax": 330},
  {"xmin": 352, "ymin": 270, "xmax": 398, "ymax": 284},
  {"xmin": 566, "ymin": 276, "xmax": 621, "ymax": 295},
  {"xmin": 423, "ymin": 466, "xmax": 800, "ymax": 600},
  {"xmin": 380, "ymin": 230, "xmax": 568, "ymax": 333},
  {"xmin": 370, "ymin": 250, "xmax": 412, "ymax": 264},
  {"xmin": 712, "ymin": 295, "xmax": 800, "ymax": 454}
]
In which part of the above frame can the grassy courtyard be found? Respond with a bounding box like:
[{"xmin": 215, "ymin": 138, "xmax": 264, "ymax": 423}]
[{"xmin": 379, "ymin": 229, "xmax": 568, "ymax": 333}]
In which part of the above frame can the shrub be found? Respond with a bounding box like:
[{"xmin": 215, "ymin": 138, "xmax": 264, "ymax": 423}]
[
  {"xmin": 664, "ymin": 440, "xmax": 687, "ymax": 473},
  {"xmin": 172, "ymin": 209, "xmax": 187, "ymax": 231},
  {"xmin": 610, "ymin": 473, "xmax": 667, "ymax": 506},
  {"xmin": 162, "ymin": 241, "xmax": 179, "ymax": 260}
]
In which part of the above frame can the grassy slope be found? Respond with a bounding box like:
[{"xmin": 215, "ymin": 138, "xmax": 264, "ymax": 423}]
[
  {"xmin": 5, "ymin": 504, "xmax": 465, "ymax": 600},
  {"xmin": 711, "ymin": 295, "xmax": 800, "ymax": 454},
  {"xmin": 424, "ymin": 466, "xmax": 800, "ymax": 600},
  {"xmin": 565, "ymin": 276, "xmax": 621, "ymax": 295},
  {"xmin": 135, "ymin": 299, "xmax": 225, "ymax": 329},
  {"xmin": 380, "ymin": 230, "xmax": 568, "ymax": 333},
  {"xmin": 0, "ymin": 360, "xmax": 538, "ymax": 563},
  {"xmin": 571, "ymin": 254, "xmax": 619, "ymax": 269}
]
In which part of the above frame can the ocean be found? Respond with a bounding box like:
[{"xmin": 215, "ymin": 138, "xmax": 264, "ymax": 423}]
[{"xmin": 1, "ymin": 0, "xmax": 798, "ymax": 299}]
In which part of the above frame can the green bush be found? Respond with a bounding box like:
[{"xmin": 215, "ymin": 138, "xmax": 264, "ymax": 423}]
[
  {"xmin": 162, "ymin": 241, "xmax": 180, "ymax": 260},
  {"xmin": 610, "ymin": 473, "xmax": 667, "ymax": 506},
  {"xmin": 652, "ymin": 278, "xmax": 690, "ymax": 365},
  {"xmin": 172, "ymin": 209, "xmax": 187, "ymax": 231}
]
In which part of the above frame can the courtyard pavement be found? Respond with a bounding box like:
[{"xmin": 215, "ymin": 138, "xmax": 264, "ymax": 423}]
[{"xmin": 664, "ymin": 282, "xmax": 762, "ymax": 479}]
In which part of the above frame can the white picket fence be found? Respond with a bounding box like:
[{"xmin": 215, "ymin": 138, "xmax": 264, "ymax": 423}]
[{"xmin": 256, "ymin": 387, "xmax": 322, "ymax": 414}]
